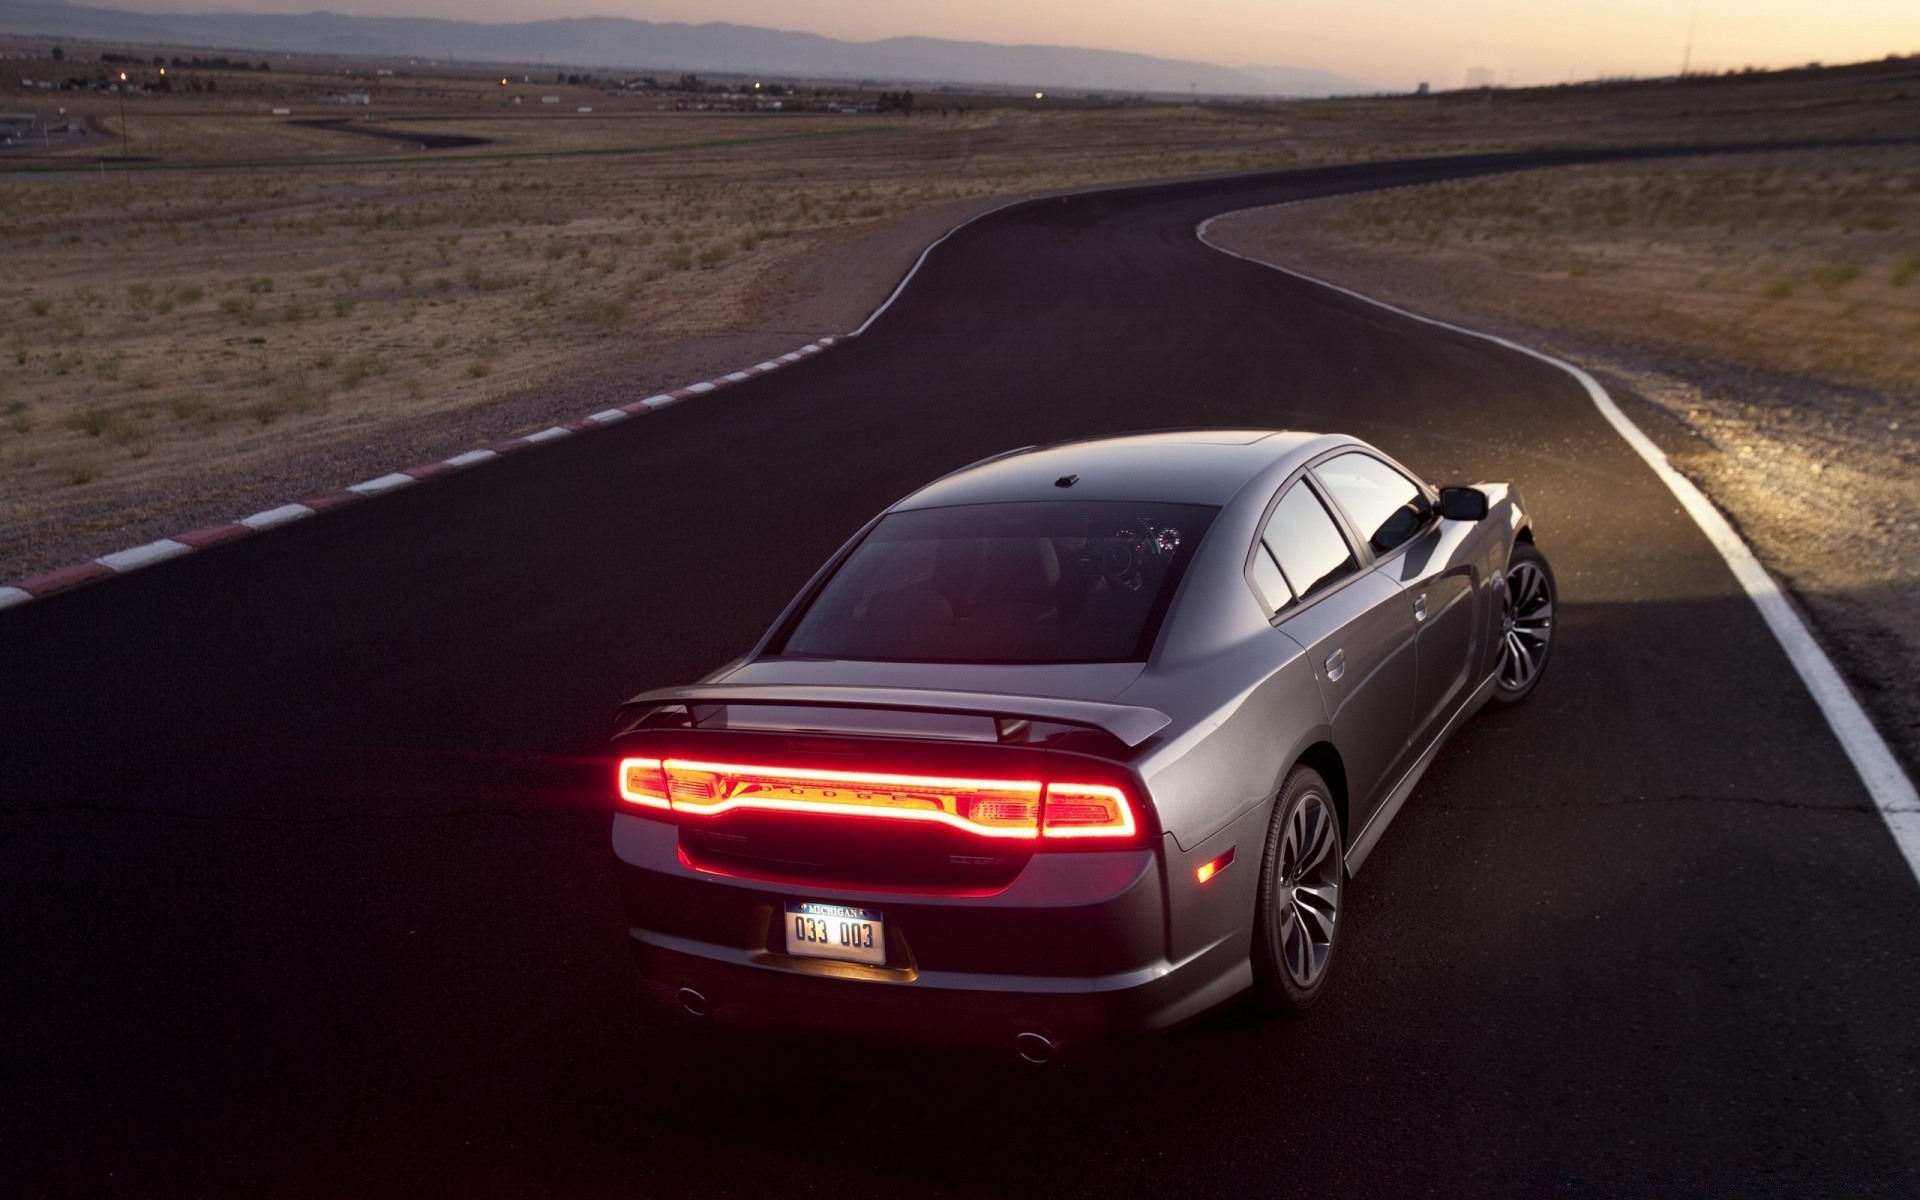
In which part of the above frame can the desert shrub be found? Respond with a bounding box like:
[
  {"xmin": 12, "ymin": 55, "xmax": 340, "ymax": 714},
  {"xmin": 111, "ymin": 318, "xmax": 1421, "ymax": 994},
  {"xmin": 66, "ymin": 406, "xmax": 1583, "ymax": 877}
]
[
  {"xmin": 1814, "ymin": 262, "xmax": 1862, "ymax": 292},
  {"xmin": 167, "ymin": 394, "xmax": 212, "ymax": 422},
  {"xmin": 63, "ymin": 407, "xmax": 114, "ymax": 436},
  {"xmin": 59, "ymin": 459, "xmax": 99, "ymax": 485},
  {"xmin": 340, "ymin": 353, "xmax": 386, "ymax": 388},
  {"xmin": 579, "ymin": 297, "xmax": 625, "ymax": 325},
  {"xmin": 27, "ymin": 298, "xmax": 51, "ymax": 317}
]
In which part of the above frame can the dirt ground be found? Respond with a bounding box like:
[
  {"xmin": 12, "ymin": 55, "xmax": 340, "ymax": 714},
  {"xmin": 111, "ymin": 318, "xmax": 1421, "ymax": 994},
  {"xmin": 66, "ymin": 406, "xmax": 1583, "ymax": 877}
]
[
  {"xmin": 3, "ymin": 46, "xmax": 1917, "ymax": 639},
  {"xmin": 0, "ymin": 103, "xmax": 1341, "ymax": 579},
  {"xmin": 1207, "ymin": 142, "xmax": 1920, "ymax": 778}
]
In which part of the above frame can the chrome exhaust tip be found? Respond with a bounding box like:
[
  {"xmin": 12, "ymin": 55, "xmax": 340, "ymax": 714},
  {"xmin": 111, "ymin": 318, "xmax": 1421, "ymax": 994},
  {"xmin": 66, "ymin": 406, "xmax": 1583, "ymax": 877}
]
[
  {"xmin": 1015, "ymin": 1031, "xmax": 1056, "ymax": 1064},
  {"xmin": 677, "ymin": 987, "xmax": 710, "ymax": 1017}
]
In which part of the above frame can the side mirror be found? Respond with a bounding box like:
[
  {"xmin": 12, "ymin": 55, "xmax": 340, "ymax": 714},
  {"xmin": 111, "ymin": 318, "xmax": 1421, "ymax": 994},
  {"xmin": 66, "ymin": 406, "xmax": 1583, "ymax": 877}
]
[{"xmin": 1437, "ymin": 486, "xmax": 1489, "ymax": 521}]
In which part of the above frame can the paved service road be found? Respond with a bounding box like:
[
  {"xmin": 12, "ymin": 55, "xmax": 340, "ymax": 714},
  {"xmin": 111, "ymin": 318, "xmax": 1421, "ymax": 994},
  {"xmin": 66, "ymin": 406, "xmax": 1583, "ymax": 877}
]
[{"xmin": 5, "ymin": 149, "xmax": 1918, "ymax": 1195}]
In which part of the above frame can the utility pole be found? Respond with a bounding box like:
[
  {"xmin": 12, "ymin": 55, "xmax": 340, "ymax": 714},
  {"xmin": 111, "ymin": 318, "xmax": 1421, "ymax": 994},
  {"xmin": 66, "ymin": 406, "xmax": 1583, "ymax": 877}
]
[
  {"xmin": 116, "ymin": 70, "xmax": 128, "ymax": 159},
  {"xmin": 1680, "ymin": 0, "xmax": 1702, "ymax": 75}
]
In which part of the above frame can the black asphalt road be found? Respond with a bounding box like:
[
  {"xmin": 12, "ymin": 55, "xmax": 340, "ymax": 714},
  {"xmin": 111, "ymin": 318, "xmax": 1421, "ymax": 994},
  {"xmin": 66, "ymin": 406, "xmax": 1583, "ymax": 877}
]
[{"xmin": 5, "ymin": 149, "xmax": 1918, "ymax": 1197}]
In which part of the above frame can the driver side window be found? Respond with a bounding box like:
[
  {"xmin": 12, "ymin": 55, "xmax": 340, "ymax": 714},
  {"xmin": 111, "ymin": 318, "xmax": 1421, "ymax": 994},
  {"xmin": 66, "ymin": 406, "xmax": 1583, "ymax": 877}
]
[{"xmin": 1315, "ymin": 452, "xmax": 1429, "ymax": 554}]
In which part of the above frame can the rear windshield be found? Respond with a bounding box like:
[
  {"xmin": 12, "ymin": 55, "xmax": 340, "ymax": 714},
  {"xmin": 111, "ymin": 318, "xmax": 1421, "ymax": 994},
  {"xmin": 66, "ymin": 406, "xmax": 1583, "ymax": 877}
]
[{"xmin": 779, "ymin": 501, "xmax": 1217, "ymax": 664}]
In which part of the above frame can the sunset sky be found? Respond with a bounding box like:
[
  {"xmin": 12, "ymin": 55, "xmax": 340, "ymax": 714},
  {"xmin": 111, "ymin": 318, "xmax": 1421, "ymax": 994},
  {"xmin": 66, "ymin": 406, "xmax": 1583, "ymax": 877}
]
[{"xmin": 109, "ymin": 0, "xmax": 1920, "ymax": 89}]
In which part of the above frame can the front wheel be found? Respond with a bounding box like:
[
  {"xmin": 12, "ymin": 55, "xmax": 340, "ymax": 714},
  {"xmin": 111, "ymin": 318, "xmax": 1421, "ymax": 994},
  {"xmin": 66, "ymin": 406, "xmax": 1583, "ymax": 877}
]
[
  {"xmin": 1251, "ymin": 766, "xmax": 1345, "ymax": 1013},
  {"xmin": 1491, "ymin": 543, "xmax": 1556, "ymax": 705}
]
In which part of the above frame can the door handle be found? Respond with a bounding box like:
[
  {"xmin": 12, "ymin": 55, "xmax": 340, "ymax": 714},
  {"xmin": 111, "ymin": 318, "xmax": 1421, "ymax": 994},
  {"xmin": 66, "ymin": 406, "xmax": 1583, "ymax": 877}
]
[
  {"xmin": 1324, "ymin": 648, "xmax": 1346, "ymax": 682},
  {"xmin": 1413, "ymin": 593, "xmax": 1429, "ymax": 622}
]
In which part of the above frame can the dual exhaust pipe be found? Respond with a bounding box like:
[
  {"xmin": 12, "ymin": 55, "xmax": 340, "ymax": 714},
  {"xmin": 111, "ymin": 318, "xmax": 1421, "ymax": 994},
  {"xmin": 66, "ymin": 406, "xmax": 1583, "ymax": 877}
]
[{"xmin": 677, "ymin": 985, "xmax": 1060, "ymax": 1064}]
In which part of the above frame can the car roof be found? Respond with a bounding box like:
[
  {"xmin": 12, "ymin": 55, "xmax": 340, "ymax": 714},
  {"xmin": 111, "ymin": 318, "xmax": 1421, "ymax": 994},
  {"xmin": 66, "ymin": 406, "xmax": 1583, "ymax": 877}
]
[{"xmin": 891, "ymin": 429, "xmax": 1336, "ymax": 511}]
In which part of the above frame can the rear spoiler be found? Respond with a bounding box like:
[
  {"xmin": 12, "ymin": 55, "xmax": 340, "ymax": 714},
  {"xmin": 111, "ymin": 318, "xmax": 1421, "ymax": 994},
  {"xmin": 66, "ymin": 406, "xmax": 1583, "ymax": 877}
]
[{"xmin": 615, "ymin": 684, "xmax": 1171, "ymax": 748}]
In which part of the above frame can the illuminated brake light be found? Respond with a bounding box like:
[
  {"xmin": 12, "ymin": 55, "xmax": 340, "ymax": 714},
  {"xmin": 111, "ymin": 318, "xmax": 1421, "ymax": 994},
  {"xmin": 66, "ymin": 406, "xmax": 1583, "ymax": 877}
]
[
  {"xmin": 1196, "ymin": 846, "xmax": 1236, "ymax": 883},
  {"xmin": 663, "ymin": 759, "xmax": 1044, "ymax": 839},
  {"xmin": 617, "ymin": 757, "xmax": 670, "ymax": 809},
  {"xmin": 1040, "ymin": 782, "xmax": 1137, "ymax": 840},
  {"xmin": 616, "ymin": 756, "xmax": 1145, "ymax": 844}
]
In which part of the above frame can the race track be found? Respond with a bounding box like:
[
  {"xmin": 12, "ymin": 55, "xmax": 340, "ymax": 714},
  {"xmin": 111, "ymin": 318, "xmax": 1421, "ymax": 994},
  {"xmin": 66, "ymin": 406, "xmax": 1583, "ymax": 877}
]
[{"xmin": 4, "ymin": 148, "xmax": 1918, "ymax": 1195}]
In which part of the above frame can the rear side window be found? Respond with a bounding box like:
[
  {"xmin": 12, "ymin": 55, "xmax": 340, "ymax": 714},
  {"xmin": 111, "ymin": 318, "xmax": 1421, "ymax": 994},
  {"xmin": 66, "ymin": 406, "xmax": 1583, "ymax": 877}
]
[
  {"xmin": 1315, "ymin": 451, "xmax": 1428, "ymax": 553},
  {"xmin": 780, "ymin": 501, "xmax": 1217, "ymax": 664},
  {"xmin": 1262, "ymin": 483, "xmax": 1357, "ymax": 606}
]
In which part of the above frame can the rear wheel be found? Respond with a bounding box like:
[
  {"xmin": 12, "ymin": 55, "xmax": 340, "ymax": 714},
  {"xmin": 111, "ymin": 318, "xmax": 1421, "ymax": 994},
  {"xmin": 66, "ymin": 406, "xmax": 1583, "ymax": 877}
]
[
  {"xmin": 1251, "ymin": 766, "xmax": 1344, "ymax": 1012},
  {"xmin": 1491, "ymin": 543, "xmax": 1556, "ymax": 705}
]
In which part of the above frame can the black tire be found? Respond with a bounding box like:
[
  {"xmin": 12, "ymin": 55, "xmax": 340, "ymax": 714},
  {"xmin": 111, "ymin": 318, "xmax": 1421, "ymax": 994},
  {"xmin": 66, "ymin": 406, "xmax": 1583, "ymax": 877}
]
[
  {"xmin": 1490, "ymin": 542, "xmax": 1556, "ymax": 706},
  {"xmin": 1251, "ymin": 766, "xmax": 1345, "ymax": 1013}
]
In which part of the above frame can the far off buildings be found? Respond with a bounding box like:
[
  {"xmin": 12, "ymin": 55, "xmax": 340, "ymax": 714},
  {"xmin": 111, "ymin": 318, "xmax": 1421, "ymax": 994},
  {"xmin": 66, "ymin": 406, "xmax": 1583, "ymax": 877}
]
[{"xmin": 1, "ymin": 111, "xmax": 36, "ymax": 142}]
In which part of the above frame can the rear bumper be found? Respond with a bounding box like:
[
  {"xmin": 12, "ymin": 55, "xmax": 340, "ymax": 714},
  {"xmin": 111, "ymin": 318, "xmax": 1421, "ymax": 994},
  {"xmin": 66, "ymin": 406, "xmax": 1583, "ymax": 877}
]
[{"xmin": 612, "ymin": 814, "xmax": 1250, "ymax": 1048}]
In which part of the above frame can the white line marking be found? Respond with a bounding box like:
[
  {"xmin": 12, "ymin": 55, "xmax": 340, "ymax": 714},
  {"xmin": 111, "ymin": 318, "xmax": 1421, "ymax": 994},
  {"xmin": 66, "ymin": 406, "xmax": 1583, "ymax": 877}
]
[
  {"xmin": 524, "ymin": 427, "xmax": 571, "ymax": 443},
  {"xmin": 686, "ymin": 382, "xmax": 717, "ymax": 394},
  {"xmin": 588, "ymin": 409, "xmax": 630, "ymax": 424},
  {"xmin": 722, "ymin": 371, "xmax": 752, "ymax": 383},
  {"xmin": 445, "ymin": 449, "xmax": 497, "ymax": 467},
  {"xmin": 0, "ymin": 586, "xmax": 30, "ymax": 610},
  {"xmin": 779, "ymin": 352, "xmax": 802, "ymax": 363},
  {"xmin": 639, "ymin": 394, "xmax": 678, "ymax": 409},
  {"xmin": 755, "ymin": 361, "xmax": 780, "ymax": 371},
  {"xmin": 240, "ymin": 503, "xmax": 315, "ymax": 531},
  {"xmin": 347, "ymin": 473, "xmax": 417, "ymax": 496},
  {"xmin": 98, "ymin": 539, "xmax": 194, "ymax": 572},
  {"xmin": 1198, "ymin": 210, "xmax": 1920, "ymax": 886},
  {"xmin": 850, "ymin": 200, "xmax": 1025, "ymax": 337}
]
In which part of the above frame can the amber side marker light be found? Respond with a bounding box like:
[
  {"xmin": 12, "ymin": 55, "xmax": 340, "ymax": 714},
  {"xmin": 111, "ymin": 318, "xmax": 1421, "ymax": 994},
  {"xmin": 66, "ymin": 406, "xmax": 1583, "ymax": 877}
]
[{"xmin": 1197, "ymin": 846, "xmax": 1236, "ymax": 884}]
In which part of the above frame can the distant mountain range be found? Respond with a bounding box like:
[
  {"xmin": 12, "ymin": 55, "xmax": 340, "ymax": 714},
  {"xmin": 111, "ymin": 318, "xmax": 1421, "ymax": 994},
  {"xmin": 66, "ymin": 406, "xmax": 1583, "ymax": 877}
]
[{"xmin": 0, "ymin": 2, "xmax": 1381, "ymax": 96}]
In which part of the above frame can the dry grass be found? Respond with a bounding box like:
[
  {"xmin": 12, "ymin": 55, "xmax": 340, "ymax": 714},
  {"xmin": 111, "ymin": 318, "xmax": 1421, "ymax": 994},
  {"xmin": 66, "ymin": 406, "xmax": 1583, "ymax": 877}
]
[
  {"xmin": 1252, "ymin": 147, "xmax": 1920, "ymax": 393},
  {"xmin": 0, "ymin": 102, "xmax": 1374, "ymax": 573},
  {"xmin": 3, "ymin": 47, "xmax": 1916, "ymax": 578}
]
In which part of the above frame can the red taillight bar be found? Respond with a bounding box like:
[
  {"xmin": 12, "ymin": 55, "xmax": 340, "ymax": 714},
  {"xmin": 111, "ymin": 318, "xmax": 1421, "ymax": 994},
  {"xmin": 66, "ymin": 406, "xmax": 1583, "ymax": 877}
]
[
  {"xmin": 1038, "ymin": 783, "xmax": 1137, "ymax": 839},
  {"xmin": 614, "ymin": 756, "xmax": 1141, "ymax": 842}
]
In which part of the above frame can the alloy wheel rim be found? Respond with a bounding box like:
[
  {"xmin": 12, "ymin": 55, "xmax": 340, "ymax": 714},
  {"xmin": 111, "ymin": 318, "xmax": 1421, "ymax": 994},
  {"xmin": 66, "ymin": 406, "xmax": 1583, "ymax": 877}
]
[
  {"xmin": 1276, "ymin": 793, "xmax": 1341, "ymax": 989},
  {"xmin": 1496, "ymin": 559, "xmax": 1553, "ymax": 692}
]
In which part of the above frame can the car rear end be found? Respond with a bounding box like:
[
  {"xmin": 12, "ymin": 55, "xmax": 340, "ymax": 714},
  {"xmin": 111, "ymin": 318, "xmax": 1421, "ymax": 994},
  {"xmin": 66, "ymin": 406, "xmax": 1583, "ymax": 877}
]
[{"xmin": 609, "ymin": 699, "xmax": 1236, "ymax": 1058}]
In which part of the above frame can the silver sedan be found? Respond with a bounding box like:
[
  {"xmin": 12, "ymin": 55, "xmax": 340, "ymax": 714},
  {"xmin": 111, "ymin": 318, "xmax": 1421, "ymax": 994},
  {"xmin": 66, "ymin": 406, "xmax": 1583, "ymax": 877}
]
[{"xmin": 609, "ymin": 430, "xmax": 1555, "ymax": 1059}]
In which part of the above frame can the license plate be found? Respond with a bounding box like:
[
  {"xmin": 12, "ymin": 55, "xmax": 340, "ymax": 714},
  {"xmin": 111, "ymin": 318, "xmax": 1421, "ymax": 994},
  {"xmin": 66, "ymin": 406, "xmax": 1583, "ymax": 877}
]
[{"xmin": 784, "ymin": 902, "xmax": 886, "ymax": 966}]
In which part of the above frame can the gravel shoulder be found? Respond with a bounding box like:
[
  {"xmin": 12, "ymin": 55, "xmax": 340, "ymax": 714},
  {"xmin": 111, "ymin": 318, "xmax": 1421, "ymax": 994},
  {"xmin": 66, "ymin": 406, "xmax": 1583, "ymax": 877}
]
[{"xmin": 1209, "ymin": 181, "xmax": 1920, "ymax": 780}]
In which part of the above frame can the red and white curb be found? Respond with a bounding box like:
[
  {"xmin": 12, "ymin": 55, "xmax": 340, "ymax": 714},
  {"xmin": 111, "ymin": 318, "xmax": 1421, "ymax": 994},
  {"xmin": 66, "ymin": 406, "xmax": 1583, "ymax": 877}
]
[{"xmin": 0, "ymin": 337, "xmax": 842, "ymax": 611}]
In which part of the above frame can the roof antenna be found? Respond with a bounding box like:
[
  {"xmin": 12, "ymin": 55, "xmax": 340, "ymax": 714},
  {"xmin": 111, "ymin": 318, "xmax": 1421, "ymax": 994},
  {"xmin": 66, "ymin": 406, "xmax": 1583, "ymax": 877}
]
[{"xmin": 1054, "ymin": 474, "xmax": 1079, "ymax": 488}]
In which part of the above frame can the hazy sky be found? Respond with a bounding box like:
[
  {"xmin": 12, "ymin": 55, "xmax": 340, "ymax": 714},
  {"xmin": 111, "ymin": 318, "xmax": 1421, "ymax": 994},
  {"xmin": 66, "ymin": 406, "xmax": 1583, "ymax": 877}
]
[{"xmin": 112, "ymin": 1, "xmax": 1920, "ymax": 89}]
